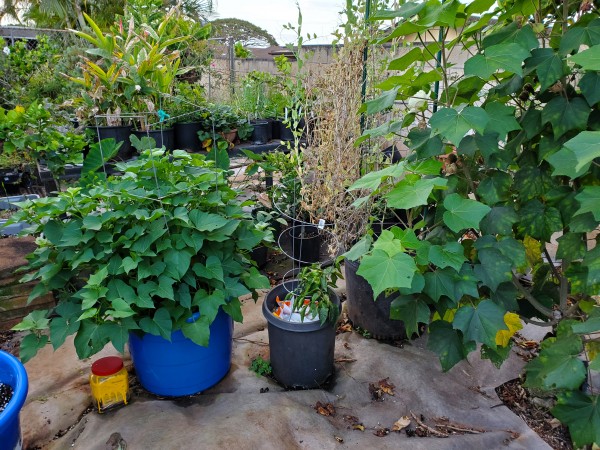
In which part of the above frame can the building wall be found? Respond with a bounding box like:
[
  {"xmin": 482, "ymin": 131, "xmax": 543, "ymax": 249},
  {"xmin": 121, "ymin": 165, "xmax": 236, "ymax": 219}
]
[{"xmin": 202, "ymin": 39, "xmax": 470, "ymax": 103}]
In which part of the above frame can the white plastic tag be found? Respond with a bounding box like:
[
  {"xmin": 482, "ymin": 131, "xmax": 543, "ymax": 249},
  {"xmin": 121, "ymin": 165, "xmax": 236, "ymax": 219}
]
[{"xmin": 318, "ymin": 219, "xmax": 325, "ymax": 230}]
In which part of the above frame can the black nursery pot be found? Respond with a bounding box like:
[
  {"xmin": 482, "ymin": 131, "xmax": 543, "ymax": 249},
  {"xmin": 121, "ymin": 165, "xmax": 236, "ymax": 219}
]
[
  {"xmin": 250, "ymin": 245, "xmax": 268, "ymax": 269},
  {"xmin": 382, "ymin": 144, "xmax": 402, "ymax": 163},
  {"xmin": 270, "ymin": 119, "xmax": 281, "ymax": 140},
  {"xmin": 133, "ymin": 128, "xmax": 175, "ymax": 152},
  {"xmin": 0, "ymin": 169, "xmax": 22, "ymax": 195},
  {"xmin": 0, "ymin": 169, "xmax": 21, "ymax": 185},
  {"xmin": 174, "ymin": 122, "xmax": 203, "ymax": 152},
  {"xmin": 250, "ymin": 120, "xmax": 272, "ymax": 144},
  {"xmin": 262, "ymin": 280, "xmax": 340, "ymax": 389},
  {"xmin": 344, "ymin": 259, "xmax": 407, "ymax": 340},
  {"xmin": 289, "ymin": 223, "xmax": 322, "ymax": 265},
  {"xmin": 87, "ymin": 125, "xmax": 134, "ymax": 161},
  {"xmin": 370, "ymin": 209, "xmax": 424, "ymax": 237},
  {"xmin": 278, "ymin": 121, "xmax": 295, "ymax": 142}
]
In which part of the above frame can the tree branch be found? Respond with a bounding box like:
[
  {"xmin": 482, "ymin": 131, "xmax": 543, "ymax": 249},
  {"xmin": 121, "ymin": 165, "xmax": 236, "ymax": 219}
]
[
  {"xmin": 512, "ymin": 274, "xmax": 554, "ymax": 318},
  {"xmin": 521, "ymin": 316, "xmax": 557, "ymax": 327}
]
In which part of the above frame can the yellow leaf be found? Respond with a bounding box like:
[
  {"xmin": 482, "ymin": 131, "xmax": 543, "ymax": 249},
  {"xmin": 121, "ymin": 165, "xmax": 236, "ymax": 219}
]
[
  {"xmin": 585, "ymin": 341, "xmax": 600, "ymax": 361},
  {"xmin": 524, "ymin": 235, "xmax": 542, "ymax": 267},
  {"xmin": 432, "ymin": 308, "xmax": 456, "ymax": 323},
  {"xmin": 495, "ymin": 312, "xmax": 523, "ymax": 347},
  {"xmin": 579, "ymin": 300, "xmax": 596, "ymax": 314}
]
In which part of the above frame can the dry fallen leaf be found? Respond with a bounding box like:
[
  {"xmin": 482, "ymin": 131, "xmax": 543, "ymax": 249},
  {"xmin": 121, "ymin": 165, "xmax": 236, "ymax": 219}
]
[
  {"xmin": 335, "ymin": 357, "xmax": 357, "ymax": 363},
  {"xmin": 378, "ymin": 378, "xmax": 396, "ymax": 396},
  {"xmin": 314, "ymin": 401, "xmax": 336, "ymax": 417},
  {"xmin": 352, "ymin": 424, "xmax": 365, "ymax": 432},
  {"xmin": 392, "ymin": 416, "xmax": 411, "ymax": 432},
  {"xmin": 337, "ymin": 324, "xmax": 352, "ymax": 333},
  {"xmin": 368, "ymin": 382, "xmax": 383, "ymax": 401},
  {"xmin": 516, "ymin": 340, "xmax": 539, "ymax": 349},
  {"xmin": 373, "ymin": 427, "xmax": 390, "ymax": 437},
  {"xmin": 343, "ymin": 342, "xmax": 351, "ymax": 350},
  {"xmin": 548, "ymin": 418, "xmax": 562, "ymax": 429},
  {"xmin": 334, "ymin": 435, "xmax": 344, "ymax": 443},
  {"xmin": 317, "ymin": 406, "xmax": 329, "ymax": 416}
]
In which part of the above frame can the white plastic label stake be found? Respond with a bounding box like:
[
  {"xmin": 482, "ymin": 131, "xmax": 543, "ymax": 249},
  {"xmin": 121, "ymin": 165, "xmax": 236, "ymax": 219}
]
[{"xmin": 317, "ymin": 219, "xmax": 325, "ymax": 230}]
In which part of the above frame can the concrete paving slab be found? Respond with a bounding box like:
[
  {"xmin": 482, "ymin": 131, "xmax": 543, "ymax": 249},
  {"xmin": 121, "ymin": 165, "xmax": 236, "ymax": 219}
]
[{"xmin": 21, "ymin": 294, "xmax": 551, "ymax": 450}]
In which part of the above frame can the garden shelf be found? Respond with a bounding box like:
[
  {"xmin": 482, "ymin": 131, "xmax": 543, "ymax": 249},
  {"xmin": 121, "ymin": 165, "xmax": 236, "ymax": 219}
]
[
  {"xmin": 0, "ymin": 194, "xmax": 39, "ymax": 236},
  {"xmin": 0, "ymin": 195, "xmax": 39, "ymax": 210},
  {"xmin": 230, "ymin": 140, "xmax": 304, "ymax": 157},
  {"xmin": 37, "ymin": 163, "xmax": 84, "ymax": 183}
]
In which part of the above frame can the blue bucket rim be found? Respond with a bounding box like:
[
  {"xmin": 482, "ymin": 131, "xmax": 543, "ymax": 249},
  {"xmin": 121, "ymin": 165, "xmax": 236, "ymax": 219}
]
[{"xmin": 0, "ymin": 350, "xmax": 28, "ymax": 425}]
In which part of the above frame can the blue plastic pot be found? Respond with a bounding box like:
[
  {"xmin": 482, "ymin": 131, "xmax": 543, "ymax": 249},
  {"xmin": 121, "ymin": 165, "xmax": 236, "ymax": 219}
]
[
  {"xmin": 0, "ymin": 351, "xmax": 28, "ymax": 450},
  {"xmin": 128, "ymin": 308, "xmax": 233, "ymax": 396}
]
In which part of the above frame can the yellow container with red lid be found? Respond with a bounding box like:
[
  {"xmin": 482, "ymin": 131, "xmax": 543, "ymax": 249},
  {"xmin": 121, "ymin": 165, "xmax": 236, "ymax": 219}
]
[{"xmin": 89, "ymin": 356, "xmax": 130, "ymax": 413}]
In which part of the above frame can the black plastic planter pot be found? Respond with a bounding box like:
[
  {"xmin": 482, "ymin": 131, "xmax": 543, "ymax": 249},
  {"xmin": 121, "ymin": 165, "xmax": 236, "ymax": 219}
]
[
  {"xmin": 250, "ymin": 245, "xmax": 268, "ymax": 268},
  {"xmin": 87, "ymin": 125, "xmax": 134, "ymax": 161},
  {"xmin": 289, "ymin": 223, "xmax": 322, "ymax": 265},
  {"xmin": 344, "ymin": 259, "xmax": 407, "ymax": 340},
  {"xmin": 133, "ymin": 129, "xmax": 175, "ymax": 152},
  {"xmin": 0, "ymin": 170, "xmax": 21, "ymax": 195},
  {"xmin": 174, "ymin": 122, "xmax": 203, "ymax": 152},
  {"xmin": 370, "ymin": 221, "xmax": 401, "ymax": 238},
  {"xmin": 250, "ymin": 120, "xmax": 271, "ymax": 144},
  {"xmin": 278, "ymin": 121, "xmax": 295, "ymax": 141},
  {"xmin": 263, "ymin": 280, "xmax": 340, "ymax": 389},
  {"xmin": 270, "ymin": 119, "xmax": 281, "ymax": 140},
  {"xmin": 264, "ymin": 118, "xmax": 276, "ymax": 141},
  {"xmin": 370, "ymin": 209, "xmax": 424, "ymax": 238},
  {"xmin": 0, "ymin": 170, "xmax": 20, "ymax": 185},
  {"xmin": 382, "ymin": 144, "xmax": 402, "ymax": 163}
]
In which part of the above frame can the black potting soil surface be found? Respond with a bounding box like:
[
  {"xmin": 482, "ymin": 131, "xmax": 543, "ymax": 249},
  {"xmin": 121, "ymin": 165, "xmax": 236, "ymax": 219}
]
[{"xmin": 0, "ymin": 382, "xmax": 14, "ymax": 413}]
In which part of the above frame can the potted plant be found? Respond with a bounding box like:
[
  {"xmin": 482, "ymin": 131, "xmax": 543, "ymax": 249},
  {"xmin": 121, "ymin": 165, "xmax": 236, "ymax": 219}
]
[
  {"xmin": 19, "ymin": 102, "xmax": 86, "ymax": 192},
  {"xmin": 0, "ymin": 350, "xmax": 28, "ymax": 450},
  {"xmin": 234, "ymin": 71, "xmax": 279, "ymax": 144},
  {"xmin": 9, "ymin": 146, "xmax": 271, "ymax": 396},
  {"xmin": 0, "ymin": 103, "xmax": 85, "ymax": 195},
  {"xmin": 0, "ymin": 153, "xmax": 28, "ymax": 197},
  {"xmin": 271, "ymin": 55, "xmax": 302, "ymax": 142},
  {"xmin": 249, "ymin": 206, "xmax": 285, "ymax": 269},
  {"xmin": 345, "ymin": 0, "xmax": 600, "ymax": 445},
  {"xmin": 170, "ymin": 82, "xmax": 207, "ymax": 152},
  {"xmin": 198, "ymin": 103, "xmax": 253, "ymax": 147},
  {"xmin": 243, "ymin": 148, "xmax": 324, "ymax": 265},
  {"xmin": 69, "ymin": 14, "xmax": 134, "ymax": 160},
  {"xmin": 0, "ymin": 106, "xmax": 31, "ymax": 195},
  {"xmin": 341, "ymin": 158, "xmax": 446, "ymax": 339},
  {"xmin": 262, "ymin": 263, "xmax": 341, "ymax": 389},
  {"xmin": 71, "ymin": 5, "xmax": 202, "ymax": 156},
  {"xmin": 116, "ymin": 6, "xmax": 193, "ymax": 152}
]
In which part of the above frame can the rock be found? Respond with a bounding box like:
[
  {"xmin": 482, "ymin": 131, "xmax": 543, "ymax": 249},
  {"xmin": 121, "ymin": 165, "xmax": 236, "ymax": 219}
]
[{"xmin": 531, "ymin": 397, "xmax": 555, "ymax": 409}]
